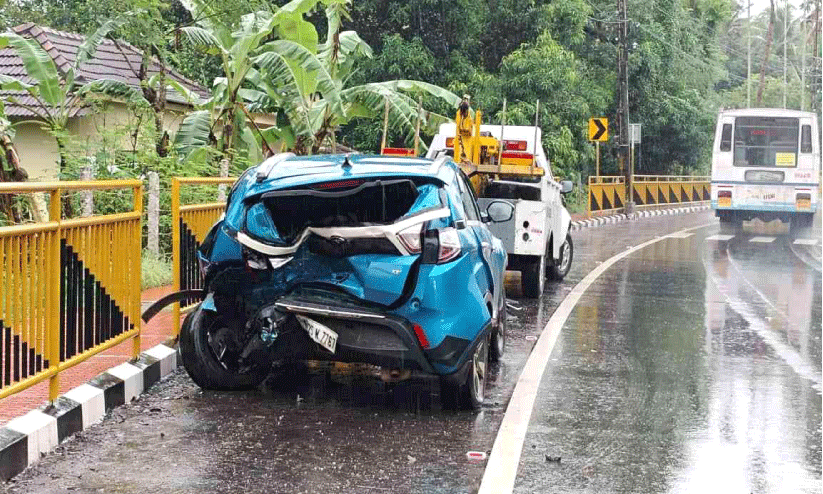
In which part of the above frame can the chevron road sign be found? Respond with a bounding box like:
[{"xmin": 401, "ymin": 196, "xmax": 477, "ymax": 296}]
[{"xmin": 588, "ymin": 118, "xmax": 608, "ymax": 142}]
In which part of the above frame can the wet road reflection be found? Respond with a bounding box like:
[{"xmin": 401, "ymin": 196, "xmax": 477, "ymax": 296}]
[{"xmin": 515, "ymin": 225, "xmax": 821, "ymax": 493}]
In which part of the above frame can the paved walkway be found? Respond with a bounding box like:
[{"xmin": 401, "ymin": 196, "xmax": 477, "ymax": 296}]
[{"xmin": 0, "ymin": 286, "xmax": 177, "ymax": 425}]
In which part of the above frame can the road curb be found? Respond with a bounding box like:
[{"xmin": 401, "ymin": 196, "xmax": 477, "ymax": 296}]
[
  {"xmin": 0, "ymin": 343, "xmax": 179, "ymax": 482},
  {"xmin": 570, "ymin": 204, "xmax": 710, "ymax": 231}
]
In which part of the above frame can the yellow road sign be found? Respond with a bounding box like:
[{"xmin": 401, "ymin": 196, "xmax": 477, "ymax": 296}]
[{"xmin": 588, "ymin": 118, "xmax": 608, "ymax": 142}]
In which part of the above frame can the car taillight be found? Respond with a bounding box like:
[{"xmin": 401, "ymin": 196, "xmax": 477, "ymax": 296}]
[
  {"xmin": 397, "ymin": 225, "xmax": 423, "ymax": 254},
  {"xmin": 436, "ymin": 227, "xmax": 461, "ymax": 263},
  {"xmin": 420, "ymin": 227, "xmax": 462, "ymax": 264}
]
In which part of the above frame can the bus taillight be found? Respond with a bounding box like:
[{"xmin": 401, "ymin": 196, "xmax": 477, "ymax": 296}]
[{"xmin": 717, "ymin": 190, "xmax": 732, "ymax": 207}]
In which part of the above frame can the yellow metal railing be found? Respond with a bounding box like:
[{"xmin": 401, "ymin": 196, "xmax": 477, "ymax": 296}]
[
  {"xmin": 0, "ymin": 180, "xmax": 142, "ymax": 401},
  {"xmin": 588, "ymin": 175, "xmax": 710, "ymax": 216},
  {"xmin": 171, "ymin": 177, "xmax": 236, "ymax": 335}
]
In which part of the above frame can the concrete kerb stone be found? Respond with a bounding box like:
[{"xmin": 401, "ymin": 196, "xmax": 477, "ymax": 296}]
[
  {"xmin": 570, "ymin": 204, "xmax": 709, "ymax": 232},
  {"xmin": 0, "ymin": 343, "xmax": 180, "ymax": 482}
]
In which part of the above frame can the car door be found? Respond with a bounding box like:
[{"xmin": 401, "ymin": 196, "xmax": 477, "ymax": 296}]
[{"xmin": 455, "ymin": 171, "xmax": 505, "ymax": 305}]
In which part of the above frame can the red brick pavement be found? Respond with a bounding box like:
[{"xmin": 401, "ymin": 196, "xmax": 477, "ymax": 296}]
[{"xmin": 0, "ymin": 286, "xmax": 178, "ymax": 426}]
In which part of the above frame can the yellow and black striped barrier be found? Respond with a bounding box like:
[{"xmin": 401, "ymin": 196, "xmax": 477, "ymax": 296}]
[
  {"xmin": 588, "ymin": 175, "xmax": 710, "ymax": 216},
  {"xmin": 171, "ymin": 177, "xmax": 236, "ymax": 335},
  {"xmin": 631, "ymin": 175, "xmax": 710, "ymax": 207},
  {"xmin": 588, "ymin": 176, "xmax": 626, "ymax": 214},
  {"xmin": 0, "ymin": 180, "xmax": 143, "ymax": 401}
]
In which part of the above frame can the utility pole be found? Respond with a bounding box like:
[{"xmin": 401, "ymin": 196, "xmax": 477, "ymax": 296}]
[
  {"xmin": 783, "ymin": 0, "xmax": 788, "ymax": 108},
  {"xmin": 617, "ymin": 0, "xmax": 632, "ymax": 211},
  {"xmin": 801, "ymin": 2, "xmax": 807, "ymax": 110},
  {"xmin": 747, "ymin": 0, "xmax": 752, "ymax": 107}
]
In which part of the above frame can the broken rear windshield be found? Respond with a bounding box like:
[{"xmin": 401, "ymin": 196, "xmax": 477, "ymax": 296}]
[{"xmin": 246, "ymin": 179, "xmax": 442, "ymax": 245}]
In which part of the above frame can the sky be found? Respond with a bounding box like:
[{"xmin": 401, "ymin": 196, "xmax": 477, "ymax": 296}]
[{"xmin": 745, "ymin": 0, "xmax": 801, "ymax": 16}]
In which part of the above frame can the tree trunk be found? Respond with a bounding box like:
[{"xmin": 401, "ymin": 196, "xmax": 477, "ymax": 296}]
[
  {"xmin": 80, "ymin": 162, "xmax": 94, "ymax": 217},
  {"xmin": 147, "ymin": 171, "xmax": 160, "ymax": 256},
  {"xmin": 139, "ymin": 46, "xmax": 170, "ymax": 158},
  {"xmin": 217, "ymin": 158, "xmax": 230, "ymax": 202},
  {"xmin": 757, "ymin": 0, "xmax": 776, "ymax": 106}
]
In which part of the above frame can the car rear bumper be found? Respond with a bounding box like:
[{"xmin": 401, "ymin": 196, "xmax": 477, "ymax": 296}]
[{"xmin": 267, "ymin": 295, "xmax": 478, "ymax": 376}]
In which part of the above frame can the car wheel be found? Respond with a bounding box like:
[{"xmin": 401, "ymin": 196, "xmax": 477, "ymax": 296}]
[
  {"xmin": 440, "ymin": 332, "xmax": 489, "ymax": 411},
  {"xmin": 489, "ymin": 291, "xmax": 506, "ymax": 362},
  {"xmin": 521, "ymin": 255, "xmax": 544, "ymax": 298},
  {"xmin": 547, "ymin": 234, "xmax": 573, "ymax": 280},
  {"xmin": 179, "ymin": 304, "xmax": 272, "ymax": 390}
]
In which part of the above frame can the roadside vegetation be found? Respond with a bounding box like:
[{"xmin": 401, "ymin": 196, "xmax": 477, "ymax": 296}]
[{"xmin": 0, "ymin": 0, "xmax": 819, "ymax": 282}]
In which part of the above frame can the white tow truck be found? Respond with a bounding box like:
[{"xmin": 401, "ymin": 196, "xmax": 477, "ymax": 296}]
[{"xmin": 425, "ymin": 107, "xmax": 574, "ymax": 297}]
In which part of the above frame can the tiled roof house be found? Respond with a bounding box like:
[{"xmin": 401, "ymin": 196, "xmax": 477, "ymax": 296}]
[{"xmin": 0, "ymin": 23, "xmax": 216, "ymax": 179}]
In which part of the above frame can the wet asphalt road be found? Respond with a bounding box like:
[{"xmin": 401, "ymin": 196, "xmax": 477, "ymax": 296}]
[{"xmin": 3, "ymin": 210, "xmax": 820, "ymax": 494}]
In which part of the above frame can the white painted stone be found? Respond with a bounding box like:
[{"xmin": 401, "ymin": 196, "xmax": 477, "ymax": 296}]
[
  {"xmin": 706, "ymin": 234, "xmax": 735, "ymax": 241},
  {"xmin": 749, "ymin": 236, "xmax": 776, "ymax": 243},
  {"xmin": 107, "ymin": 362, "xmax": 144, "ymax": 402},
  {"xmin": 63, "ymin": 383, "xmax": 105, "ymax": 428},
  {"xmin": 793, "ymin": 238, "xmax": 819, "ymax": 246},
  {"xmin": 144, "ymin": 344, "xmax": 177, "ymax": 377},
  {"xmin": 6, "ymin": 411, "xmax": 58, "ymax": 465}
]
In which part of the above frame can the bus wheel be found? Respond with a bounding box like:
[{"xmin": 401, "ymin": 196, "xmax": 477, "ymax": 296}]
[
  {"xmin": 718, "ymin": 213, "xmax": 739, "ymax": 234},
  {"xmin": 790, "ymin": 213, "xmax": 814, "ymax": 235}
]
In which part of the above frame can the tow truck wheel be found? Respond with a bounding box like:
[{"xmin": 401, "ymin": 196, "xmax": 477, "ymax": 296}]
[
  {"xmin": 547, "ymin": 234, "xmax": 573, "ymax": 280},
  {"xmin": 179, "ymin": 305, "xmax": 272, "ymax": 391},
  {"xmin": 440, "ymin": 332, "xmax": 489, "ymax": 411},
  {"xmin": 521, "ymin": 255, "xmax": 545, "ymax": 298},
  {"xmin": 490, "ymin": 290, "xmax": 506, "ymax": 362}
]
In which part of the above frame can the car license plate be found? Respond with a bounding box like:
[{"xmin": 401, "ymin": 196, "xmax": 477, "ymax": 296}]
[
  {"xmin": 296, "ymin": 315, "xmax": 338, "ymax": 353},
  {"xmin": 718, "ymin": 197, "xmax": 731, "ymax": 207},
  {"xmin": 797, "ymin": 198, "xmax": 811, "ymax": 210}
]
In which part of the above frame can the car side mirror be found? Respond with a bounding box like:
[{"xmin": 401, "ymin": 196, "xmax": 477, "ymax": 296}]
[
  {"xmin": 486, "ymin": 200, "xmax": 514, "ymax": 223},
  {"xmin": 560, "ymin": 180, "xmax": 574, "ymax": 195}
]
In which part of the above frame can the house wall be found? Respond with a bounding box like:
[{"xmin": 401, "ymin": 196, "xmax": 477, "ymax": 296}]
[{"xmin": 13, "ymin": 102, "xmax": 192, "ymax": 181}]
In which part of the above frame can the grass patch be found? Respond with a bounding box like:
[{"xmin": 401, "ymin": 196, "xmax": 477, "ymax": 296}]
[{"xmin": 141, "ymin": 251, "xmax": 172, "ymax": 289}]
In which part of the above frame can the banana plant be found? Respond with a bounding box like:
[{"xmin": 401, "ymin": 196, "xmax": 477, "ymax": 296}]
[
  {"xmin": 249, "ymin": 1, "xmax": 461, "ymax": 155},
  {"xmin": 0, "ymin": 15, "xmax": 150, "ymax": 170},
  {"xmin": 173, "ymin": 0, "xmax": 333, "ymax": 165}
]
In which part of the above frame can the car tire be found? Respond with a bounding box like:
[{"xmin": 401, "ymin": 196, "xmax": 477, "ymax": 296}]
[
  {"xmin": 521, "ymin": 255, "xmax": 544, "ymax": 298},
  {"xmin": 489, "ymin": 291, "xmax": 506, "ymax": 362},
  {"xmin": 547, "ymin": 233, "xmax": 573, "ymax": 280},
  {"xmin": 179, "ymin": 305, "xmax": 271, "ymax": 391},
  {"xmin": 440, "ymin": 332, "xmax": 489, "ymax": 411}
]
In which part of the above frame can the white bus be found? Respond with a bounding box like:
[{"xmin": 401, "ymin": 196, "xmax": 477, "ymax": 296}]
[{"xmin": 711, "ymin": 108, "xmax": 820, "ymax": 230}]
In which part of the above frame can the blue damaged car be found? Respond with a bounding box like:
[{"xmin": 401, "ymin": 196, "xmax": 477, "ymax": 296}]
[{"xmin": 179, "ymin": 153, "xmax": 513, "ymax": 410}]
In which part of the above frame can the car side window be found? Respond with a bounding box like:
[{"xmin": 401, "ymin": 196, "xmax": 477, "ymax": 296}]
[{"xmin": 455, "ymin": 173, "xmax": 480, "ymax": 221}]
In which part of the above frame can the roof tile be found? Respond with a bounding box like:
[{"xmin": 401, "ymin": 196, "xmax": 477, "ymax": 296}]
[{"xmin": 1, "ymin": 23, "xmax": 209, "ymax": 117}]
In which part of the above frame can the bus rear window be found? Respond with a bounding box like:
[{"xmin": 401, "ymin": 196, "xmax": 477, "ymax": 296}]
[
  {"xmin": 719, "ymin": 123, "xmax": 732, "ymax": 151},
  {"xmin": 733, "ymin": 116, "xmax": 799, "ymax": 168},
  {"xmin": 801, "ymin": 125, "xmax": 812, "ymax": 153}
]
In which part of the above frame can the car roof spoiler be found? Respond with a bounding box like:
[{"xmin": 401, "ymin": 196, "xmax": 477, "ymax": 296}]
[{"xmin": 256, "ymin": 152, "xmax": 297, "ymax": 182}]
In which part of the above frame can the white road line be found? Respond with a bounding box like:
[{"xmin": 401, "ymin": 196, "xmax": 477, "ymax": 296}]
[
  {"xmin": 749, "ymin": 236, "xmax": 776, "ymax": 243},
  {"xmin": 477, "ymin": 222, "xmax": 715, "ymax": 494},
  {"xmin": 705, "ymin": 234, "xmax": 735, "ymax": 241},
  {"xmin": 793, "ymin": 238, "xmax": 820, "ymax": 246}
]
